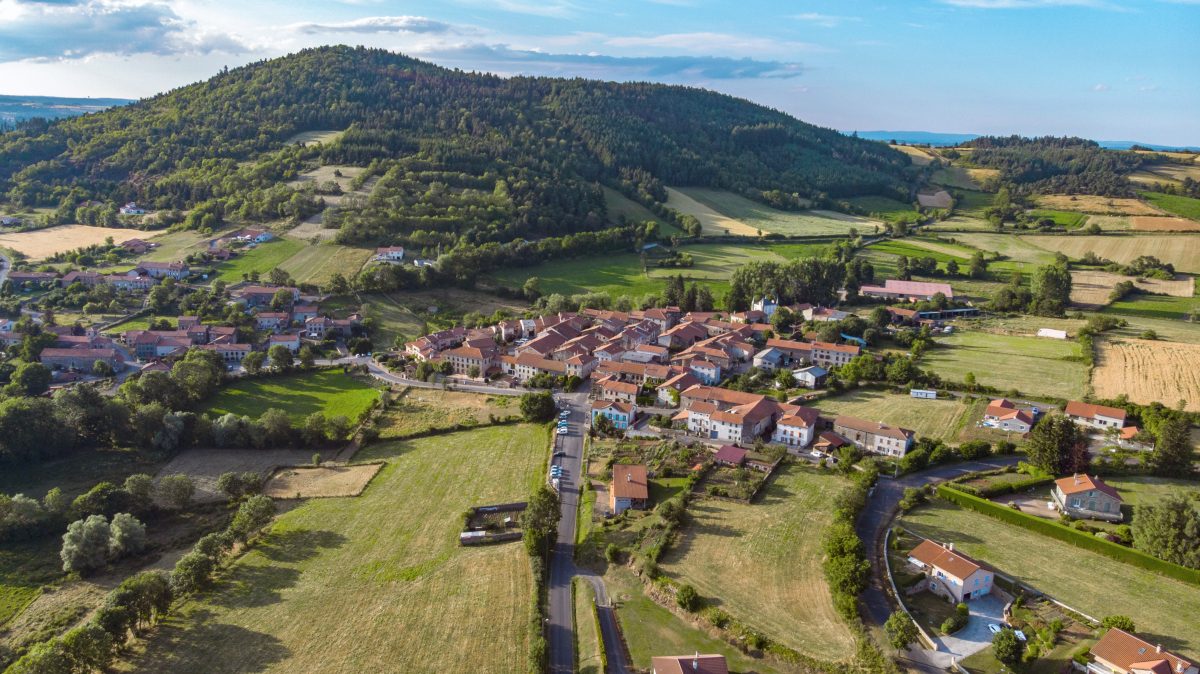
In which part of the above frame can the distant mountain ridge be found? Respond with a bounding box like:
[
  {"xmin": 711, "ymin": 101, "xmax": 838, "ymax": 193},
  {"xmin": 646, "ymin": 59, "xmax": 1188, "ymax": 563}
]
[
  {"xmin": 0, "ymin": 94, "xmax": 133, "ymax": 123},
  {"xmin": 849, "ymin": 130, "xmax": 1199, "ymax": 152}
]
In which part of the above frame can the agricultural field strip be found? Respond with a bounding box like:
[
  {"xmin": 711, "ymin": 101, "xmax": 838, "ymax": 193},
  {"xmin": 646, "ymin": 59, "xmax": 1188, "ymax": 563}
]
[{"xmin": 1092, "ymin": 338, "xmax": 1200, "ymax": 412}]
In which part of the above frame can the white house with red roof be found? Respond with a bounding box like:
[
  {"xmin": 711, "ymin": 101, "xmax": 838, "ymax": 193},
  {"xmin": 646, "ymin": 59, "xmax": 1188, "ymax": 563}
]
[
  {"xmin": 1065, "ymin": 401, "xmax": 1127, "ymax": 431},
  {"xmin": 982, "ymin": 398, "xmax": 1034, "ymax": 433},
  {"xmin": 907, "ymin": 539, "xmax": 993, "ymax": 603},
  {"xmin": 860, "ymin": 279, "xmax": 955, "ymax": 302},
  {"xmin": 1088, "ymin": 627, "xmax": 1197, "ymax": 674},
  {"xmin": 1053, "ymin": 473, "xmax": 1123, "ymax": 522},
  {"xmin": 771, "ymin": 407, "xmax": 821, "ymax": 451}
]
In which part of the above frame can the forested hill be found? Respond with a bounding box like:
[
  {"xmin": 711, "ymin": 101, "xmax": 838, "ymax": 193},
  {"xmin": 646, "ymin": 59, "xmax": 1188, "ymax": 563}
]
[
  {"xmin": 961, "ymin": 135, "xmax": 1144, "ymax": 196},
  {"xmin": 0, "ymin": 46, "xmax": 912, "ymax": 227}
]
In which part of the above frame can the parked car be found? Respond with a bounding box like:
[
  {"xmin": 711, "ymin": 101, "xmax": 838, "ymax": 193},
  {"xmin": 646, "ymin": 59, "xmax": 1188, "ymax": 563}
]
[
  {"xmin": 987, "ymin": 624, "xmax": 1001, "ymax": 635},
  {"xmin": 557, "ymin": 428, "xmax": 568, "ymax": 435},
  {"xmin": 553, "ymin": 451, "xmax": 566, "ymax": 458}
]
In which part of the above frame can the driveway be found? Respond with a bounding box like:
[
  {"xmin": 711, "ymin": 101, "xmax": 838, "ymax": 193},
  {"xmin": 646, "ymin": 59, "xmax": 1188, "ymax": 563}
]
[{"xmin": 932, "ymin": 593, "xmax": 1007, "ymax": 662}]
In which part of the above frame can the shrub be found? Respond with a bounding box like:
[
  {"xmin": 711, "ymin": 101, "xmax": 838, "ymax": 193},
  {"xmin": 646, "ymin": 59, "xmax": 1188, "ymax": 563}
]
[
  {"xmin": 156, "ymin": 474, "xmax": 195, "ymax": 509},
  {"xmin": 1101, "ymin": 615, "xmax": 1136, "ymax": 632},
  {"xmin": 940, "ymin": 603, "xmax": 969, "ymax": 634},
  {"xmin": 994, "ymin": 627, "xmax": 1025, "ymax": 664},
  {"xmin": 61, "ymin": 515, "xmax": 112, "ymax": 574},
  {"xmin": 676, "ymin": 583, "xmax": 701, "ymax": 612}
]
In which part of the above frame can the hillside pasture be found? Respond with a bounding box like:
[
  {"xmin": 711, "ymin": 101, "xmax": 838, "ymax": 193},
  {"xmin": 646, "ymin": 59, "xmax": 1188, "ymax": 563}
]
[
  {"xmin": 1019, "ymin": 235, "xmax": 1200, "ymax": 274},
  {"xmin": 1104, "ymin": 292, "xmax": 1200, "ymax": 320},
  {"xmin": 1138, "ymin": 192, "xmax": 1200, "ymax": 221},
  {"xmin": 1092, "ymin": 338, "xmax": 1200, "ymax": 411},
  {"xmin": 657, "ymin": 465, "xmax": 856, "ymax": 662},
  {"xmin": 1026, "ymin": 209, "xmax": 1087, "ymax": 229},
  {"xmin": 1130, "ymin": 216, "xmax": 1200, "ymax": 232},
  {"xmin": 1033, "ymin": 194, "xmax": 1161, "ymax": 216},
  {"xmin": 601, "ymin": 186, "xmax": 680, "ymax": 235},
  {"xmin": 276, "ymin": 242, "xmax": 372, "ymax": 286},
  {"xmin": 901, "ymin": 501, "xmax": 1200, "ymax": 659},
  {"xmin": 0, "ymin": 225, "xmax": 148, "ymax": 260},
  {"xmin": 1069, "ymin": 270, "xmax": 1195, "ymax": 308},
  {"xmin": 202, "ymin": 370, "xmax": 380, "ymax": 422},
  {"xmin": 211, "ymin": 236, "xmax": 307, "ymax": 283},
  {"xmin": 1085, "ymin": 215, "xmax": 1132, "ymax": 231},
  {"xmin": 891, "ymin": 144, "xmax": 938, "ymax": 166},
  {"xmin": 810, "ymin": 390, "xmax": 983, "ymax": 443},
  {"xmin": 120, "ymin": 424, "xmax": 546, "ymax": 674},
  {"xmin": 922, "ymin": 331, "xmax": 1087, "ymax": 399},
  {"xmin": 948, "ymin": 233, "xmax": 1057, "ymax": 265},
  {"xmin": 284, "ymin": 130, "xmax": 344, "ymax": 147},
  {"xmin": 664, "ymin": 187, "xmax": 758, "ymax": 236},
  {"xmin": 670, "ymin": 187, "xmax": 875, "ymax": 237},
  {"xmin": 144, "ymin": 228, "xmax": 224, "ymax": 262},
  {"xmin": 361, "ymin": 293, "xmax": 426, "ymax": 348},
  {"xmin": 847, "ymin": 196, "xmax": 920, "ymax": 223},
  {"xmin": 917, "ymin": 190, "xmax": 953, "ymax": 209}
]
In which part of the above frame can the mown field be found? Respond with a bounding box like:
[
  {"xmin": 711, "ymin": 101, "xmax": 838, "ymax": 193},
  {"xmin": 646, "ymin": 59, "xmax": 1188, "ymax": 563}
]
[
  {"xmin": 202, "ymin": 370, "xmax": 380, "ymax": 422},
  {"xmin": 901, "ymin": 501, "xmax": 1200, "ymax": 659},
  {"xmin": 922, "ymin": 330, "xmax": 1087, "ymax": 399},
  {"xmin": 658, "ymin": 465, "xmax": 856, "ymax": 662},
  {"xmin": 601, "ymin": 186, "xmax": 681, "ymax": 236},
  {"xmin": 1092, "ymin": 337, "xmax": 1200, "ymax": 411},
  {"xmin": 1103, "ymin": 476, "xmax": 1200, "ymax": 507},
  {"xmin": 846, "ymin": 196, "xmax": 921, "ymax": 224},
  {"xmin": 143, "ymin": 228, "xmax": 223, "ymax": 262},
  {"xmin": 811, "ymin": 390, "xmax": 988, "ymax": 444},
  {"xmin": 668, "ymin": 187, "xmax": 880, "ymax": 237},
  {"xmin": 375, "ymin": 389, "xmax": 515, "ymax": 438},
  {"xmin": 360, "ymin": 293, "xmax": 426, "ymax": 348},
  {"xmin": 276, "ymin": 242, "xmax": 372, "ymax": 286},
  {"xmin": 1017, "ymin": 234, "xmax": 1200, "ymax": 274},
  {"xmin": 212, "ymin": 237, "xmax": 306, "ymax": 283},
  {"xmin": 117, "ymin": 424, "xmax": 545, "ymax": 674},
  {"xmin": 1141, "ymin": 191, "xmax": 1200, "ymax": 221},
  {"xmin": 0, "ymin": 225, "xmax": 147, "ymax": 260}
]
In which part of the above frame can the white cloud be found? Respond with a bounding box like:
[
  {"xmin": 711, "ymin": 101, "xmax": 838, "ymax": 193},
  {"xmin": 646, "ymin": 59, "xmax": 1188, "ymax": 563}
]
[
  {"xmin": 792, "ymin": 12, "xmax": 860, "ymax": 27},
  {"xmin": 289, "ymin": 16, "xmax": 461, "ymax": 35},
  {"xmin": 1092, "ymin": 83, "xmax": 1110, "ymax": 91},
  {"xmin": 602, "ymin": 32, "xmax": 821, "ymax": 55}
]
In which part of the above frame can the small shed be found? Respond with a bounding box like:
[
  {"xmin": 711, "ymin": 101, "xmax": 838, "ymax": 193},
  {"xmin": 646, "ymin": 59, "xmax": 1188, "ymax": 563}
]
[
  {"xmin": 1037, "ymin": 328, "xmax": 1068, "ymax": 340},
  {"xmin": 910, "ymin": 389, "xmax": 937, "ymax": 400}
]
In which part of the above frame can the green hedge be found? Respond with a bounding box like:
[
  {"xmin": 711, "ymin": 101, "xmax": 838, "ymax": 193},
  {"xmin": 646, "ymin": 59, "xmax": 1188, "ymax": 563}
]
[
  {"xmin": 937, "ymin": 485, "xmax": 1200, "ymax": 586},
  {"xmin": 949, "ymin": 474, "xmax": 1054, "ymax": 498}
]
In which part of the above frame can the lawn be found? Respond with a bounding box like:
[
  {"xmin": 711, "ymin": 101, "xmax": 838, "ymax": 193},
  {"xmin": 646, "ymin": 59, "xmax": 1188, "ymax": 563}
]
[
  {"xmin": 202, "ymin": 370, "xmax": 381, "ymax": 422},
  {"xmin": 658, "ymin": 465, "xmax": 856, "ymax": 662},
  {"xmin": 211, "ymin": 237, "xmax": 306, "ymax": 284},
  {"xmin": 276, "ymin": 242, "xmax": 372, "ymax": 287},
  {"xmin": 847, "ymin": 196, "xmax": 921, "ymax": 224},
  {"xmin": 116, "ymin": 424, "xmax": 546, "ymax": 674},
  {"xmin": 1141, "ymin": 191, "xmax": 1200, "ymax": 221},
  {"xmin": 375, "ymin": 388, "xmax": 515, "ymax": 438},
  {"xmin": 603, "ymin": 566, "xmax": 788, "ymax": 674},
  {"xmin": 487, "ymin": 242, "xmax": 803, "ymax": 299},
  {"xmin": 574, "ymin": 579, "xmax": 603, "ymax": 674},
  {"xmin": 101, "ymin": 314, "xmax": 176, "ymax": 334},
  {"xmin": 901, "ymin": 500, "xmax": 1200, "ymax": 660},
  {"xmin": 1103, "ymin": 476, "xmax": 1200, "ymax": 507},
  {"xmin": 361, "ymin": 293, "xmax": 427, "ymax": 348},
  {"xmin": 672, "ymin": 187, "xmax": 881, "ymax": 237},
  {"xmin": 922, "ymin": 330, "xmax": 1088, "ymax": 399},
  {"xmin": 1026, "ymin": 209, "xmax": 1088, "ymax": 228},
  {"xmin": 810, "ymin": 390, "xmax": 987, "ymax": 444}
]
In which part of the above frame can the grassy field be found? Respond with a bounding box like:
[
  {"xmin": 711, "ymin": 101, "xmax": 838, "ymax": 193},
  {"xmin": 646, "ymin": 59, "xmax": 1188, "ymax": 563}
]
[
  {"xmin": 603, "ymin": 566, "xmax": 788, "ymax": 674},
  {"xmin": 671, "ymin": 187, "xmax": 880, "ymax": 237},
  {"xmin": 1141, "ymin": 191, "xmax": 1200, "ymax": 221},
  {"xmin": 101, "ymin": 314, "xmax": 175, "ymax": 334},
  {"xmin": 0, "ymin": 225, "xmax": 148, "ymax": 260},
  {"xmin": 901, "ymin": 500, "xmax": 1200, "ymax": 659},
  {"xmin": 950, "ymin": 190, "xmax": 995, "ymax": 217},
  {"xmin": 1027, "ymin": 209, "xmax": 1088, "ymax": 228},
  {"xmin": 488, "ymin": 243, "xmax": 802, "ymax": 299},
  {"xmin": 922, "ymin": 330, "xmax": 1088, "ymax": 399},
  {"xmin": 211, "ymin": 237, "xmax": 307, "ymax": 284},
  {"xmin": 658, "ymin": 465, "xmax": 855, "ymax": 662},
  {"xmin": 202, "ymin": 370, "xmax": 380, "ymax": 422},
  {"xmin": 601, "ymin": 186, "xmax": 681, "ymax": 236},
  {"xmin": 1034, "ymin": 195, "xmax": 1162, "ymax": 216},
  {"xmin": 847, "ymin": 196, "xmax": 921, "ymax": 224},
  {"xmin": 931, "ymin": 167, "xmax": 982, "ymax": 191},
  {"xmin": 810, "ymin": 390, "xmax": 989, "ymax": 444},
  {"xmin": 574, "ymin": 579, "xmax": 603, "ymax": 674},
  {"xmin": 361, "ymin": 293, "xmax": 427, "ymax": 348},
  {"xmin": 948, "ymin": 232, "xmax": 1059, "ymax": 266},
  {"xmin": 118, "ymin": 424, "xmax": 545, "ymax": 674},
  {"xmin": 276, "ymin": 242, "xmax": 372, "ymax": 286},
  {"xmin": 376, "ymin": 389, "xmax": 515, "ymax": 438},
  {"xmin": 1103, "ymin": 476, "xmax": 1200, "ymax": 507},
  {"xmin": 143, "ymin": 228, "xmax": 225, "ymax": 262},
  {"xmin": 1104, "ymin": 289, "xmax": 1200, "ymax": 320},
  {"xmin": 1019, "ymin": 234, "xmax": 1200, "ymax": 273}
]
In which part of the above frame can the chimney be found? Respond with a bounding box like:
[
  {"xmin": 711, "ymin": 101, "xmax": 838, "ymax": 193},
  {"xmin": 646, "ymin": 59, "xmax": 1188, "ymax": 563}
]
[
  {"xmin": 948, "ymin": 542, "xmax": 954, "ymax": 551},
  {"xmin": 693, "ymin": 652, "xmax": 699, "ymax": 671},
  {"xmin": 1157, "ymin": 644, "xmax": 1163, "ymax": 653}
]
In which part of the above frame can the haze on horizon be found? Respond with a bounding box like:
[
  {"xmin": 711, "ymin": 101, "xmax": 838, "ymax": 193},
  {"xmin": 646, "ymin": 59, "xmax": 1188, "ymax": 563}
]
[{"xmin": 0, "ymin": 0, "xmax": 1196, "ymax": 147}]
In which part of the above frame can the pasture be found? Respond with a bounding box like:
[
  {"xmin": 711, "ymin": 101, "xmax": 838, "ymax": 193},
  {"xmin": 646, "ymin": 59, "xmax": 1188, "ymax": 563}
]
[
  {"xmin": 1104, "ymin": 291, "xmax": 1200, "ymax": 320},
  {"xmin": 948, "ymin": 232, "xmax": 1058, "ymax": 265},
  {"xmin": 1026, "ymin": 209, "xmax": 1087, "ymax": 228},
  {"xmin": 201, "ymin": 370, "xmax": 380, "ymax": 422},
  {"xmin": 601, "ymin": 186, "xmax": 680, "ymax": 236},
  {"xmin": 284, "ymin": 130, "xmax": 345, "ymax": 147},
  {"xmin": 276, "ymin": 242, "xmax": 372, "ymax": 286},
  {"xmin": 361, "ymin": 293, "xmax": 427, "ymax": 347},
  {"xmin": 917, "ymin": 190, "xmax": 953, "ymax": 209},
  {"xmin": 1092, "ymin": 338, "xmax": 1200, "ymax": 411},
  {"xmin": 119, "ymin": 424, "xmax": 546, "ymax": 674},
  {"xmin": 0, "ymin": 225, "xmax": 148, "ymax": 260},
  {"xmin": 922, "ymin": 330, "xmax": 1088, "ymax": 399},
  {"xmin": 811, "ymin": 390, "xmax": 986, "ymax": 444},
  {"xmin": 211, "ymin": 237, "xmax": 307, "ymax": 284},
  {"xmin": 144, "ymin": 228, "xmax": 224, "ymax": 262},
  {"xmin": 668, "ymin": 187, "xmax": 877, "ymax": 237},
  {"xmin": 1069, "ymin": 270, "xmax": 1195, "ymax": 308},
  {"xmin": 922, "ymin": 215, "xmax": 996, "ymax": 232},
  {"xmin": 890, "ymin": 144, "xmax": 938, "ymax": 166},
  {"xmin": 1033, "ymin": 195, "xmax": 1162, "ymax": 216},
  {"xmin": 664, "ymin": 187, "xmax": 757, "ymax": 236},
  {"xmin": 847, "ymin": 196, "xmax": 920, "ymax": 223},
  {"xmin": 901, "ymin": 501, "xmax": 1200, "ymax": 659},
  {"xmin": 263, "ymin": 464, "xmax": 383, "ymax": 499},
  {"xmin": 658, "ymin": 465, "xmax": 856, "ymax": 662},
  {"xmin": 1141, "ymin": 192, "xmax": 1200, "ymax": 221},
  {"xmin": 1019, "ymin": 234, "xmax": 1200, "ymax": 274},
  {"xmin": 375, "ymin": 389, "xmax": 515, "ymax": 438}
]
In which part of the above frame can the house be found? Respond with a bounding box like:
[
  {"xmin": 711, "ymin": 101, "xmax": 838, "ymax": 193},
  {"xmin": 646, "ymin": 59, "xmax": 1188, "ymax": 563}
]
[
  {"xmin": 596, "ymin": 377, "xmax": 640, "ymax": 404},
  {"xmin": 39, "ymin": 347, "xmax": 125, "ymax": 372},
  {"xmin": 120, "ymin": 238, "xmax": 153, "ymax": 254},
  {"xmin": 118, "ymin": 202, "xmax": 146, "ymax": 215},
  {"xmin": 255, "ymin": 312, "xmax": 291, "ymax": 331},
  {"xmin": 1053, "ymin": 474, "xmax": 1123, "ymax": 522},
  {"xmin": 501, "ymin": 352, "xmax": 567, "ymax": 382},
  {"xmin": 610, "ymin": 464, "xmax": 649, "ymax": 515},
  {"xmin": 136, "ymin": 261, "xmax": 189, "ymax": 280},
  {"xmin": 803, "ymin": 306, "xmax": 850, "ymax": 323},
  {"xmin": 713, "ymin": 445, "xmax": 748, "ymax": 467},
  {"xmin": 658, "ymin": 321, "xmax": 708, "ymax": 350},
  {"xmin": 656, "ymin": 371, "xmax": 700, "ymax": 406},
  {"xmin": 687, "ymin": 359, "xmax": 722, "ymax": 385},
  {"xmin": 751, "ymin": 296, "xmax": 778, "ymax": 318},
  {"xmin": 268, "ymin": 333, "xmax": 301, "ymax": 353},
  {"xmin": 7, "ymin": 271, "xmax": 59, "ymax": 286},
  {"xmin": 103, "ymin": 274, "xmax": 158, "ymax": 291},
  {"xmin": 126, "ymin": 330, "xmax": 192, "ymax": 360},
  {"xmin": 860, "ymin": 279, "xmax": 955, "ymax": 302},
  {"xmin": 833, "ymin": 415, "xmax": 914, "ymax": 457},
  {"xmin": 682, "ymin": 393, "xmax": 792, "ymax": 444},
  {"xmin": 592, "ymin": 399, "xmax": 636, "ymax": 431},
  {"xmin": 292, "ymin": 305, "xmax": 319, "ymax": 323},
  {"xmin": 752, "ymin": 348, "xmax": 785, "ymax": 372},
  {"xmin": 771, "ymin": 407, "xmax": 821, "ymax": 451},
  {"xmin": 1088, "ymin": 627, "xmax": 1197, "ymax": 674},
  {"xmin": 200, "ymin": 343, "xmax": 252, "ymax": 364},
  {"xmin": 907, "ymin": 539, "xmax": 993, "ymax": 603},
  {"xmin": 813, "ymin": 431, "xmax": 851, "ymax": 457},
  {"xmin": 983, "ymin": 398, "xmax": 1034, "ymax": 433},
  {"xmin": 373, "ymin": 246, "xmax": 405, "ymax": 262},
  {"xmin": 237, "ymin": 286, "xmax": 300, "ymax": 308},
  {"xmin": 810, "ymin": 341, "xmax": 860, "ymax": 368},
  {"xmin": 441, "ymin": 344, "xmax": 498, "ymax": 377},
  {"xmin": 652, "ymin": 654, "xmax": 728, "ymax": 674},
  {"xmin": 764, "ymin": 338, "xmax": 813, "ymax": 368},
  {"xmin": 791, "ymin": 365, "xmax": 829, "ymax": 389},
  {"xmin": 1065, "ymin": 401, "xmax": 1127, "ymax": 431},
  {"xmin": 60, "ymin": 271, "xmax": 103, "ymax": 288}
]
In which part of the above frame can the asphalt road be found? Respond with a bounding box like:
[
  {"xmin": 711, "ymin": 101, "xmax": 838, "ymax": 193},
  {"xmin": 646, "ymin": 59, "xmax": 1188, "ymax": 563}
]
[
  {"xmin": 548, "ymin": 389, "xmax": 589, "ymax": 674},
  {"xmin": 855, "ymin": 454, "xmax": 1023, "ymax": 672},
  {"xmin": 0, "ymin": 252, "xmax": 9, "ymax": 287}
]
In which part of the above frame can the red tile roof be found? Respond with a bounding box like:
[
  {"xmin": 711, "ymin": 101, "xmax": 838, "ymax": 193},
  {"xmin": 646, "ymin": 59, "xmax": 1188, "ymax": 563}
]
[
  {"xmin": 612, "ymin": 464, "xmax": 649, "ymax": 500},
  {"xmin": 1055, "ymin": 474, "xmax": 1121, "ymax": 501},
  {"xmin": 1065, "ymin": 400, "xmax": 1127, "ymax": 422},
  {"xmin": 1091, "ymin": 628, "xmax": 1193, "ymax": 674},
  {"xmin": 650, "ymin": 655, "xmax": 728, "ymax": 674},
  {"xmin": 908, "ymin": 539, "xmax": 983, "ymax": 581},
  {"xmin": 714, "ymin": 445, "xmax": 747, "ymax": 465}
]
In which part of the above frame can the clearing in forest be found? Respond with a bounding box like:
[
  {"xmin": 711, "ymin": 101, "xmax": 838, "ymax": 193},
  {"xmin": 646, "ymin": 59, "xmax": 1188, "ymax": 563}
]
[
  {"xmin": 1093, "ymin": 338, "xmax": 1200, "ymax": 411},
  {"xmin": 890, "ymin": 144, "xmax": 937, "ymax": 165},
  {"xmin": 917, "ymin": 190, "xmax": 953, "ymax": 208},
  {"xmin": 284, "ymin": 130, "xmax": 345, "ymax": 147},
  {"xmin": 664, "ymin": 187, "xmax": 758, "ymax": 235}
]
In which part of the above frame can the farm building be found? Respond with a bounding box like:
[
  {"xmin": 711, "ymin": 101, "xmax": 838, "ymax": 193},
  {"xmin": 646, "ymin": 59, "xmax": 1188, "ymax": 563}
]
[
  {"xmin": 982, "ymin": 398, "xmax": 1034, "ymax": 433},
  {"xmin": 1037, "ymin": 328, "xmax": 1068, "ymax": 339},
  {"xmin": 1065, "ymin": 400, "xmax": 1127, "ymax": 431},
  {"xmin": 860, "ymin": 279, "xmax": 954, "ymax": 302},
  {"xmin": 1088, "ymin": 627, "xmax": 1197, "ymax": 674},
  {"xmin": 713, "ymin": 445, "xmax": 748, "ymax": 467},
  {"xmin": 1053, "ymin": 474, "xmax": 1123, "ymax": 522},
  {"xmin": 40, "ymin": 347, "xmax": 125, "ymax": 372},
  {"xmin": 792, "ymin": 365, "xmax": 829, "ymax": 389},
  {"xmin": 910, "ymin": 389, "xmax": 937, "ymax": 400},
  {"xmin": 136, "ymin": 261, "xmax": 189, "ymax": 280},
  {"xmin": 907, "ymin": 539, "xmax": 993, "ymax": 603},
  {"xmin": 833, "ymin": 415, "xmax": 914, "ymax": 457},
  {"xmin": 610, "ymin": 463, "xmax": 649, "ymax": 515},
  {"xmin": 373, "ymin": 246, "xmax": 405, "ymax": 262},
  {"xmin": 652, "ymin": 654, "xmax": 728, "ymax": 674}
]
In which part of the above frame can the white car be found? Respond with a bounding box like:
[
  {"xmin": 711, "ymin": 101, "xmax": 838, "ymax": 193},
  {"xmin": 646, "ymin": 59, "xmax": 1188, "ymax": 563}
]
[
  {"xmin": 557, "ymin": 428, "xmax": 568, "ymax": 435},
  {"xmin": 987, "ymin": 624, "xmax": 1001, "ymax": 635}
]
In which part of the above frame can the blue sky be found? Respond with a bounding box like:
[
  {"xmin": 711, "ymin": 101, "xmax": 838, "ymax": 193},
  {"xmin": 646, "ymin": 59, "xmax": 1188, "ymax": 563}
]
[{"xmin": 0, "ymin": 0, "xmax": 1196, "ymax": 145}]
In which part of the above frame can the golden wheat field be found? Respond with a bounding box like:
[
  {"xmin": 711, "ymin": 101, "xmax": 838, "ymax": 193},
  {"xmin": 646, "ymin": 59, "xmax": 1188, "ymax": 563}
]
[
  {"xmin": 1130, "ymin": 216, "xmax": 1200, "ymax": 232},
  {"xmin": 1034, "ymin": 195, "xmax": 1163, "ymax": 216},
  {"xmin": 1069, "ymin": 270, "xmax": 1195, "ymax": 307},
  {"xmin": 0, "ymin": 225, "xmax": 149, "ymax": 259},
  {"xmin": 1093, "ymin": 338, "xmax": 1200, "ymax": 411},
  {"xmin": 1022, "ymin": 235, "xmax": 1200, "ymax": 273}
]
